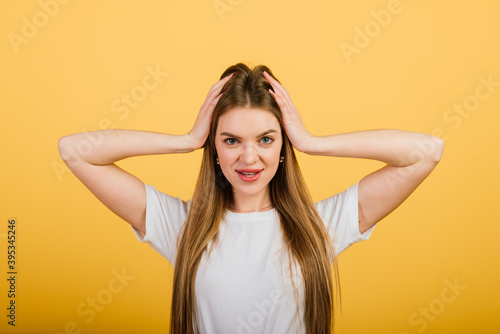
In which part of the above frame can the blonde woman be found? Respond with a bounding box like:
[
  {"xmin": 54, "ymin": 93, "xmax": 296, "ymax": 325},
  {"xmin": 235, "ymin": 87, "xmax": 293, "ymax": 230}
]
[{"xmin": 58, "ymin": 63, "xmax": 444, "ymax": 333}]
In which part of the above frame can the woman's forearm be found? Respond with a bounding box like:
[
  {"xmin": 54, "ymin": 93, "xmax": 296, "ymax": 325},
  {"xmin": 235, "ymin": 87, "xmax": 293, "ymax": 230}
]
[
  {"xmin": 58, "ymin": 129, "xmax": 197, "ymax": 166},
  {"xmin": 301, "ymin": 129, "xmax": 444, "ymax": 166}
]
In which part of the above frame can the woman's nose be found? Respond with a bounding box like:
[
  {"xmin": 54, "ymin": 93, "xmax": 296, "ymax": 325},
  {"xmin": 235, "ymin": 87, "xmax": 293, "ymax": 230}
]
[{"xmin": 240, "ymin": 144, "xmax": 258, "ymax": 164}]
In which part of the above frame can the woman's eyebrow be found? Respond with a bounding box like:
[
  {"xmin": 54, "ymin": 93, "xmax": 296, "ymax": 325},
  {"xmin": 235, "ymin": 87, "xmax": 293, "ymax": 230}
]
[{"xmin": 219, "ymin": 129, "xmax": 278, "ymax": 139}]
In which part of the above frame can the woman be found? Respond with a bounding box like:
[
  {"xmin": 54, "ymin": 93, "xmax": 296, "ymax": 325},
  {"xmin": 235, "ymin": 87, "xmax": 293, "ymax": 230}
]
[{"xmin": 58, "ymin": 63, "xmax": 444, "ymax": 333}]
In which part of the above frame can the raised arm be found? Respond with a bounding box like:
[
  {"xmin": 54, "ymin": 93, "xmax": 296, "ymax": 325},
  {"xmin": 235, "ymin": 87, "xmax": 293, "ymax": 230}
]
[
  {"xmin": 263, "ymin": 71, "xmax": 444, "ymax": 235},
  {"xmin": 58, "ymin": 130, "xmax": 197, "ymax": 235},
  {"xmin": 300, "ymin": 130, "xmax": 444, "ymax": 234},
  {"xmin": 58, "ymin": 72, "xmax": 234, "ymax": 235}
]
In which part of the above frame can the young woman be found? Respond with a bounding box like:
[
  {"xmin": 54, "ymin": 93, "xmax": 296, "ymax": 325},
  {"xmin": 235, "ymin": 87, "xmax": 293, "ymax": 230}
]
[{"xmin": 58, "ymin": 63, "xmax": 444, "ymax": 333}]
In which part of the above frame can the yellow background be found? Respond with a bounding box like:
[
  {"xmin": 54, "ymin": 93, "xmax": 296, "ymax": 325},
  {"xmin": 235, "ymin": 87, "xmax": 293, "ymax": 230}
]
[{"xmin": 1, "ymin": 0, "xmax": 499, "ymax": 333}]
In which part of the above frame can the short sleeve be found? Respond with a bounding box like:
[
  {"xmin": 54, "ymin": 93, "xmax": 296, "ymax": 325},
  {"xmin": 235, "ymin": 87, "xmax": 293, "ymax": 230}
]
[
  {"xmin": 130, "ymin": 182, "xmax": 191, "ymax": 265},
  {"xmin": 315, "ymin": 182, "xmax": 376, "ymax": 256}
]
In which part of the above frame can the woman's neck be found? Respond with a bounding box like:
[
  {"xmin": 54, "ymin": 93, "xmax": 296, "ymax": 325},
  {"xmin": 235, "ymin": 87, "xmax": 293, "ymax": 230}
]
[{"xmin": 228, "ymin": 191, "xmax": 273, "ymax": 212}]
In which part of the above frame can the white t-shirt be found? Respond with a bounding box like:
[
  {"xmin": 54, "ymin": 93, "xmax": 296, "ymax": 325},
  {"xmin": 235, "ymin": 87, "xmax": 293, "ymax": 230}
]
[{"xmin": 131, "ymin": 182, "xmax": 376, "ymax": 334}]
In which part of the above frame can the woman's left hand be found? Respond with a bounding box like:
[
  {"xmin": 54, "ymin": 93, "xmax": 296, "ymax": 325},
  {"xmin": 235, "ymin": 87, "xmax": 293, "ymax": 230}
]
[{"xmin": 263, "ymin": 71, "xmax": 313, "ymax": 152}]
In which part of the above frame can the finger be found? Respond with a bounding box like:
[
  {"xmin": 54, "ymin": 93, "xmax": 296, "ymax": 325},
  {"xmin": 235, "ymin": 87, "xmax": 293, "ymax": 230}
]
[
  {"xmin": 211, "ymin": 91, "xmax": 224, "ymax": 106},
  {"xmin": 264, "ymin": 71, "xmax": 293, "ymax": 105},
  {"xmin": 263, "ymin": 71, "xmax": 279, "ymax": 94},
  {"xmin": 195, "ymin": 93, "xmax": 223, "ymax": 132},
  {"xmin": 201, "ymin": 73, "xmax": 234, "ymax": 111},
  {"xmin": 200, "ymin": 93, "xmax": 223, "ymax": 115},
  {"xmin": 211, "ymin": 72, "xmax": 234, "ymax": 93},
  {"xmin": 204, "ymin": 72, "xmax": 234, "ymax": 104},
  {"xmin": 269, "ymin": 88, "xmax": 283, "ymax": 104},
  {"xmin": 269, "ymin": 89, "xmax": 288, "ymax": 113},
  {"xmin": 263, "ymin": 71, "xmax": 285, "ymax": 94},
  {"xmin": 265, "ymin": 75, "xmax": 284, "ymax": 101}
]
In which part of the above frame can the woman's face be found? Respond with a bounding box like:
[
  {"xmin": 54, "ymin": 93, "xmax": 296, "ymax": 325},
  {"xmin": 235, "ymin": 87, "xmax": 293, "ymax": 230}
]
[{"xmin": 215, "ymin": 107, "xmax": 283, "ymax": 200}]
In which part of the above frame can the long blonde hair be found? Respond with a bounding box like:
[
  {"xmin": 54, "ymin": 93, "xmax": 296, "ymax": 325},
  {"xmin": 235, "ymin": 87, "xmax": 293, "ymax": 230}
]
[{"xmin": 171, "ymin": 63, "xmax": 341, "ymax": 333}]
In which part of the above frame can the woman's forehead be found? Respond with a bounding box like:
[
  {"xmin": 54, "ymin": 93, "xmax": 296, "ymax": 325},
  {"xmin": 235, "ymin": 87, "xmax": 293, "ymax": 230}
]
[{"xmin": 217, "ymin": 107, "xmax": 280, "ymax": 135}]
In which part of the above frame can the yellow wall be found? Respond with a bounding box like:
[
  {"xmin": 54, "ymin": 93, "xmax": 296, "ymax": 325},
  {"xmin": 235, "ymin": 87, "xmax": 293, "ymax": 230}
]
[{"xmin": 1, "ymin": 1, "xmax": 499, "ymax": 333}]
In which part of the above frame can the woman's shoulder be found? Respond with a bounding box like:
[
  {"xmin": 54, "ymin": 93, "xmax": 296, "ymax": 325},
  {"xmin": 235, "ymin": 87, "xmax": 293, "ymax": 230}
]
[
  {"xmin": 314, "ymin": 182, "xmax": 359, "ymax": 216},
  {"xmin": 143, "ymin": 182, "xmax": 191, "ymax": 213}
]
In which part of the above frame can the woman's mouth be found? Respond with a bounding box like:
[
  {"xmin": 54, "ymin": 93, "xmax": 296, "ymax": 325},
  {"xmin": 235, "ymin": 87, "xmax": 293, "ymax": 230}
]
[{"xmin": 236, "ymin": 169, "xmax": 263, "ymax": 182}]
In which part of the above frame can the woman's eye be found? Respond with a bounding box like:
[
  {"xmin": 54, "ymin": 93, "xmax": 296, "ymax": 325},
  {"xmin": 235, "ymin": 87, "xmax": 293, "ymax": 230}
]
[
  {"xmin": 224, "ymin": 137, "xmax": 273, "ymax": 145},
  {"xmin": 261, "ymin": 137, "xmax": 273, "ymax": 144}
]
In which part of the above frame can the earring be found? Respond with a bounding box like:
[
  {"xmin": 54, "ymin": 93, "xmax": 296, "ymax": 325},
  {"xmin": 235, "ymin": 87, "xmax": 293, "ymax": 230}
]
[
  {"xmin": 280, "ymin": 156, "xmax": 284, "ymax": 163},
  {"xmin": 216, "ymin": 157, "xmax": 219, "ymax": 164}
]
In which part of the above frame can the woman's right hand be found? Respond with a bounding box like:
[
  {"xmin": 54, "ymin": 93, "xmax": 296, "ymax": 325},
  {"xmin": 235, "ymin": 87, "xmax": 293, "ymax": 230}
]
[{"xmin": 187, "ymin": 72, "xmax": 234, "ymax": 150}]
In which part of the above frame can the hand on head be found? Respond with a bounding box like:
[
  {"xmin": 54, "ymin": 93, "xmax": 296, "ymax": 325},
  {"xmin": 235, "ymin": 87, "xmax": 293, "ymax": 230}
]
[
  {"xmin": 187, "ymin": 72, "xmax": 234, "ymax": 150},
  {"xmin": 263, "ymin": 71, "xmax": 313, "ymax": 153}
]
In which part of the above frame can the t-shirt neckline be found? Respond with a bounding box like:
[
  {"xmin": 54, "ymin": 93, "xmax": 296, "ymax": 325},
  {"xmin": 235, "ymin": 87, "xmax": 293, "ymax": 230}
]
[{"xmin": 224, "ymin": 207, "xmax": 277, "ymax": 222}]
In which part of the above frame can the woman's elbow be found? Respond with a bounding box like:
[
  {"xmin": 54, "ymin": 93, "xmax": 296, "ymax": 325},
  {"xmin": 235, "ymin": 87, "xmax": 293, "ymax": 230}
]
[
  {"xmin": 411, "ymin": 134, "xmax": 445, "ymax": 165},
  {"xmin": 58, "ymin": 135, "xmax": 80, "ymax": 162},
  {"xmin": 423, "ymin": 134, "xmax": 445, "ymax": 163}
]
